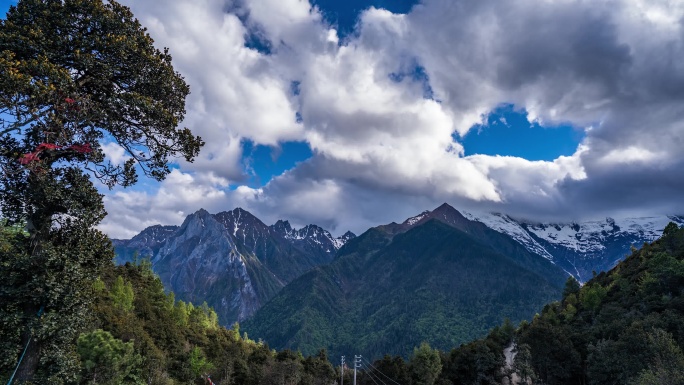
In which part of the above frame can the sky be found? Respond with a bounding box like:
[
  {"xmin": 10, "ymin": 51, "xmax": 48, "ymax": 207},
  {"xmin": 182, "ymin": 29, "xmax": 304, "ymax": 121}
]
[{"xmin": 2, "ymin": 0, "xmax": 684, "ymax": 238}]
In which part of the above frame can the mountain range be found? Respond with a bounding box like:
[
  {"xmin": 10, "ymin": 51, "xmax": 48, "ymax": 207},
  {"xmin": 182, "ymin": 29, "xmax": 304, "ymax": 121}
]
[{"xmin": 112, "ymin": 204, "xmax": 683, "ymax": 355}]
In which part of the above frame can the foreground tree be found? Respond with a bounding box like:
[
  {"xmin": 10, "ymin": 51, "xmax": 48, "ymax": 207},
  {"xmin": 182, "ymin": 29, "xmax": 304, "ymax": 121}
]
[
  {"xmin": 410, "ymin": 342, "xmax": 442, "ymax": 385},
  {"xmin": 0, "ymin": 0, "xmax": 203, "ymax": 382}
]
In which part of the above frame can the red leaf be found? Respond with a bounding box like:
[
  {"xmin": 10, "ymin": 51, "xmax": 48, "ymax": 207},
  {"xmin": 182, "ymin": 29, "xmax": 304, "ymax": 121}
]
[
  {"xmin": 68, "ymin": 143, "xmax": 92, "ymax": 153},
  {"xmin": 65, "ymin": 97, "xmax": 75, "ymax": 103},
  {"xmin": 35, "ymin": 143, "xmax": 60, "ymax": 151},
  {"xmin": 19, "ymin": 152, "xmax": 40, "ymax": 165}
]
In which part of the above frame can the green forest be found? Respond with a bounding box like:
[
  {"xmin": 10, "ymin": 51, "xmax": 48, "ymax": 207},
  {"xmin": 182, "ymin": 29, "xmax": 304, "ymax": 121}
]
[
  {"xmin": 244, "ymin": 219, "xmax": 564, "ymax": 359},
  {"xmin": 2, "ymin": 247, "xmax": 338, "ymax": 385},
  {"xmin": 5, "ymin": 223, "xmax": 682, "ymax": 384}
]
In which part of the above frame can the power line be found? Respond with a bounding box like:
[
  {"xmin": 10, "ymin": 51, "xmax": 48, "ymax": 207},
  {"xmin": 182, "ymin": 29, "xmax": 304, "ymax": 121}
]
[
  {"xmin": 361, "ymin": 362, "xmax": 387, "ymax": 385},
  {"xmin": 362, "ymin": 356, "xmax": 403, "ymax": 385}
]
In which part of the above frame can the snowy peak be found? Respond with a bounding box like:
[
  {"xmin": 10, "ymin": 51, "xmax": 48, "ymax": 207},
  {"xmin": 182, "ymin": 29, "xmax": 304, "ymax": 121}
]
[
  {"xmin": 270, "ymin": 221, "xmax": 355, "ymax": 251},
  {"xmin": 460, "ymin": 210, "xmax": 684, "ymax": 282},
  {"xmin": 523, "ymin": 216, "xmax": 684, "ymax": 254},
  {"xmin": 403, "ymin": 211, "xmax": 430, "ymax": 226},
  {"xmin": 461, "ymin": 211, "xmax": 555, "ymax": 261},
  {"xmin": 339, "ymin": 231, "xmax": 356, "ymax": 243}
]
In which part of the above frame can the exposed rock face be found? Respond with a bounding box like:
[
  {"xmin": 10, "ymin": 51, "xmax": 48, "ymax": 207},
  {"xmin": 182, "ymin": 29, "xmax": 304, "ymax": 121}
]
[
  {"xmin": 113, "ymin": 208, "xmax": 355, "ymax": 325},
  {"xmin": 111, "ymin": 224, "xmax": 178, "ymax": 264},
  {"xmin": 151, "ymin": 209, "xmax": 261, "ymax": 322}
]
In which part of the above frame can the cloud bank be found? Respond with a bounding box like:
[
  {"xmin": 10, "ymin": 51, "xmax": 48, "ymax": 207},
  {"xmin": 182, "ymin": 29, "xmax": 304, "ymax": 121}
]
[{"xmin": 102, "ymin": 0, "xmax": 684, "ymax": 238}]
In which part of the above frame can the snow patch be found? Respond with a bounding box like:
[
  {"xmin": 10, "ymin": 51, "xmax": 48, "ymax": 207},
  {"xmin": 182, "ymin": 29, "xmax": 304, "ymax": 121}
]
[
  {"xmin": 404, "ymin": 211, "xmax": 429, "ymax": 226},
  {"xmin": 462, "ymin": 211, "xmax": 555, "ymax": 261}
]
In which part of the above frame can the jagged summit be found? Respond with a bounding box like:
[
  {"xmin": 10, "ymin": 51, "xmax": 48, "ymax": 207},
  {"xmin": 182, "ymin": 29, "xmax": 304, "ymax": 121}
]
[
  {"xmin": 340, "ymin": 231, "xmax": 356, "ymax": 241},
  {"xmin": 112, "ymin": 207, "xmax": 356, "ymax": 326},
  {"xmin": 383, "ymin": 203, "xmax": 469, "ymax": 235},
  {"xmin": 191, "ymin": 207, "xmax": 211, "ymax": 217},
  {"xmin": 434, "ymin": 202, "xmax": 457, "ymax": 212},
  {"xmin": 272, "ymin": 219, "xmax": 293, "ymax": 234}
]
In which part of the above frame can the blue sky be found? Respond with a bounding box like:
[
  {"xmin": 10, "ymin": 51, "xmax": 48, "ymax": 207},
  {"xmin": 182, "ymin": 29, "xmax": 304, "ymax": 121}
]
[
  {"xmin": 4, "ymin": 0, "xmax": 684, "ymax": 238},
  {"xmin": 460, "ymin": 105, "xmax": 584, "ymax": 161},
  {"xmin": 0, "ymin": 0, "xmax": 13, "ymax": 15},
  {"xmin": 313, "ymin": 0, "xmax": 417, "ymax": 37}
]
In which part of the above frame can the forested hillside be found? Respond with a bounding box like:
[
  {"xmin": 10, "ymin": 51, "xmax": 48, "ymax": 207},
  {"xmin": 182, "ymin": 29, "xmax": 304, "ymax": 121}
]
[
  {"xmin": 244, "ymin": 218, "xmax": 564, "ymax": 359},
  {"xmin": 513, "ymin": 222, "xmax": 684, "ymax": 385},
  {"xmin": 2, "ymin": 255, "xmax": 338, "ymax": 385},
  {"xmin": 347, "ymin": 222, "xmax": 684, "ymax": 385}
]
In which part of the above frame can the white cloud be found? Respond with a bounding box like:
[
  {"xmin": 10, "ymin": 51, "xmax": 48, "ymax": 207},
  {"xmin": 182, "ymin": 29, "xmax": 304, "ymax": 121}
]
[
  {"xmin": 597, "ymin": 146, "xmax": 667, "ymax": 166},
  {"xmin": 100, "ymin": 142, "xmax": 129, "ymax": 165},
  {"xmin": 100, "ymin": 169, "xmax": 229, "ymax": 238},
  {"xmin": 122, "ymin": 0, "xmax": 305, "ymax": 181},
  {"xmin": 102, "ymin": 0, "xmax": 684, "ymax": 239}
]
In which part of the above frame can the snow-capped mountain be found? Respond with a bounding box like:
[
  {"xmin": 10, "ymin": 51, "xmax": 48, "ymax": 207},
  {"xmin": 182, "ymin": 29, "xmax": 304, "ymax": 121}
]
[
  {"xmin": 112, "ymin": 208, "xmax": 355, "ymax": 325},
  {"xmin": 462, "ymin": 211, "xmax": 684, "ymax": 282},
  {"xmin": 376, "ymin": 203, "xmax": 683, "ymax": 283}
]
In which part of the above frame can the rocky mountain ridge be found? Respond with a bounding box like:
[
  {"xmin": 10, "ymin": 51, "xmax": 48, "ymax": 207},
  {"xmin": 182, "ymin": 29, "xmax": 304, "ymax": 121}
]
[
  {"xmin": 242, "ymin": 204, "xmax": 684, "ymax": 358},
  {"xmin": 112, "ymin": 207, "xmax": 355, "ymax": 325},
  {"xmin": 243, "ymin": 209, "xmax": 568, "ymax": 358}
]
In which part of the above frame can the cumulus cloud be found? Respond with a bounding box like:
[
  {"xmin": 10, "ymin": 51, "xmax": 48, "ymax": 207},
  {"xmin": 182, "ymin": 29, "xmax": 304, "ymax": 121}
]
[
  {"xmin": 101, "ymin": 0, "xmax": 684, "ymax": 238},
  {"xmin": 100, "ymin": 169, "xmax": 232, "ymax": 238},
  {"xmin": 101, "ymin": 142, "xmax": 130, "ymax": 165},
  {"xmin": 123, "ymin": 0, "xmax": 305, "ymax": 181}
]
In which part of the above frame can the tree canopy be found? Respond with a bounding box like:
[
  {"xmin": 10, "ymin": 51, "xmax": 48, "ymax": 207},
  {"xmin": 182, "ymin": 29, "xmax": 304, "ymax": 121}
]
[{"xmin": 0, "ymin": 0, "xmax": 203, "ymax": 192}]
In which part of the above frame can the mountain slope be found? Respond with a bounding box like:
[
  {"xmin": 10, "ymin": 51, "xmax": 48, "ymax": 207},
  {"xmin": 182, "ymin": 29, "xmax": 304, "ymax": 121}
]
[
  {"xmin": 113, "ymin": 208, "xmax": 355, "ymax": 325},
  {"xmin": 243, "ymin": 218, "xmax": 565, "ymax": 359}
]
